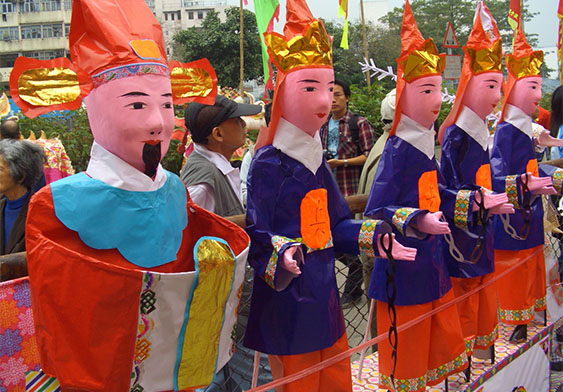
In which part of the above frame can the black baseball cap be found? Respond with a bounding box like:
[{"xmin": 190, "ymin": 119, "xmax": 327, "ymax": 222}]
[{"xmin": 185, "ymin": 95, "xmax": 261, "ymax": 144}]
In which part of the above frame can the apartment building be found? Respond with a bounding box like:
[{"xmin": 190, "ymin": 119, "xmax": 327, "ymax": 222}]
[{"xmin": 0, "ymin": 0, "xmax": 228, "ymax": 89}]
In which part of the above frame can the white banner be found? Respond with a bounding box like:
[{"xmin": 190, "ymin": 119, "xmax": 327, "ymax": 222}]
[{"xmin": 477, "ymin": 339, "xmax": 549, "ymax": 392}]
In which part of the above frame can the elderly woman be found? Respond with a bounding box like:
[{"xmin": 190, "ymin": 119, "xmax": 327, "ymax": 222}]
[{"xmin": 0, "ymin": 139, "xmax": 45, "ymax": 255}]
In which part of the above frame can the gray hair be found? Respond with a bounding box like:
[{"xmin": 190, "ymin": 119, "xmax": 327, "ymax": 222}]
[{"xmin": 0, "ymin": 139, "xmax": 46, "ymax": 189}]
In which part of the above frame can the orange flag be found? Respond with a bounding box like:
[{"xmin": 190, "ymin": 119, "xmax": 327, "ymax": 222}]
[{"xmin": 508, "ymin": 0, "xmax": 521, "ymax": 34}]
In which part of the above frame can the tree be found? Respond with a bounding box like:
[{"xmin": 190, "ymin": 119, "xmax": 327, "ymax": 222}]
[
  {"xmin": 323, "ymin": 19, "xmax": 400, "ymax": 90},
  {"xmin": 173, "ymin": 8, "xmax": 263, "ymax": 89}
]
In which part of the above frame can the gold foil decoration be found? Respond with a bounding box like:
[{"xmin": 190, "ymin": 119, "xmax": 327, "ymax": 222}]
[
  {"xmin": 466, "ymin": 39, "xmax": 503, "ymax": 75},
  {"xmin": 265, "ymin": 20, "xmax": 332, "ymax": 72},
  {"xmin": 400, "ymin": 39, "xmax": 446, "ymax": 83},
  {"xmin": 506, "ymin": 50, "xmax": 543, "ymax": 79},
  {"xmin": 18, "ymin": 67, "xmax": 80, "ymax": 106},
  {"xmin": 177, "ymin": 238, "xmax": 236, "ymax": 389},
  {"xmin": 171, "ymin": 67, "xmax": 213, "ymax": 98}
]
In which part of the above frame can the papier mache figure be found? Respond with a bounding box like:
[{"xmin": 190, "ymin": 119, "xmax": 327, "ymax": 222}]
[
  {"xmin": 243, "ymin": 0, "xmax": 416, "ymax": 391},
  {"xmin": 362, "ymin": 2, "xmax": 507, "ymax": 390},
  {"xmin": 438, "ymin": 1, "xmax": 514, "ymax": 365},
  {"xmin": 491, "ymin": 25, "xmax": 563, "ymax": 342},
  {"xmin": 11, "ymin": 0, "xmax": 250, "ymax": 391}
]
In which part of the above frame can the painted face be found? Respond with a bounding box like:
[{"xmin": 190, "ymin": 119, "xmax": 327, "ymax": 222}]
[
  {"xmin": 463, "ymin": 72, "xmax": 504, "ymax": 120},
  {"xmin": 401, "ymin": 75, "xmax": 443, "ymax": 129},
  {"xmin": 279, "ymin": 67, "xmax": 334, "ymax": 136},
  {"xmin": 84, "ymin": 74, "xmax": 175, "ymax": 175},
  {"xmin": 508, "ymin": 76, "xmax": 542, "ymax": 116}
]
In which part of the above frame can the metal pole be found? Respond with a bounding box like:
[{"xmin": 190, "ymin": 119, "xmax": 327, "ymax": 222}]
[
  {"xmin": 360, "ymin": 0, "xmax": 371, "ymax": 87},
  {"xmin": 239, "ymin": 0, "xmax": 244, "ymax": 94}
]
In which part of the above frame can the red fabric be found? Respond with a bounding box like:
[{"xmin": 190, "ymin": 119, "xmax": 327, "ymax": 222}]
[
  {"xmin": 537, "ymin": 106, "xmax": 551, "ymax": 129},
  {"xmin": 25, "ymin": 186, "xmax": 249, "ymax": 390},
  {"xmin": 284, "ymin": 0, "xmax": 316, "ymax": 40},
  {"xmin": 377, "ymin": 290, "xmax": 467, "ymax": 391},
  {"xmin": 495, "ymin": 246, "xmax": 546, "ymax": 325},
  {"xmin": 451, "ymin": 274, "xmax": 498, "ymax": 351},
  {"xmin": 268, "ymin": 333, "xmax": 352, "ymax": 392},
  {"xmin": 509, "ymin": 0, "xmax": 522, "ymax": 29}
]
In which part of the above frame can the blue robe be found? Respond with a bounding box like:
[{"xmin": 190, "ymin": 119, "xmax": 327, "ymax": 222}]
[
  {"xmin": 491, "ymin": 122, "xmax": 546, "ymax": 250},
  {"xmin": 365, "ymin": 136, "xmax": 474, "ymax": 306},
  {"xmin": 441, "ymin": 125, "xmax": 494, "ymax": 278},
  {"xmin": 243, "ymin": 145, "xmax": 388, "ymax": 355}
]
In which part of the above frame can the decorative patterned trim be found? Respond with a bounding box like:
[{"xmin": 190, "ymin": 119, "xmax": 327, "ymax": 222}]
[
  {"xmin": 92, "ymin": 63, "xmax": 170, "ymax": 87},
  {"xmin": 454, "ymin": 190, "xmax": 472, "ymax": 230},
  {"xmin": 552, "ymin": 169, "xmax": 563, "ymax": 194},
  {"xmin": 505, "ymin": 175, "xmax": 520, "ymax": 208},
  {"xmin": 474, "ymin": 325, "xmax": 498, "ymax": 350},
  {"xmin": 532, "ymin": 126, "xmax": 543, "ymax": 140},
  {"xmin": 26, "ymin": 369, "xmax": 61, "ymax": 391},
  {"xmin": 358, "ymin": 220, "xmax": 380, "ymax": 258},
  {"xmin": 464, "ymin": 337, "xmax": 475, "ymax": 355},
  {"xmin": 379, "ymin": 372, "xmax": 426, "ymax": 392},
  {"xmin": 498, "ymin": 306, "xmax": 534, "ymax": 323},
  {"xmin": 130, "ymin": 272, "xmax": 158, "ymax": 391},
  {"xmin": 392, "ymin": 208, "xmax": 418, "ymax": 236},
  {"xmin": 426, "ymin": 350, "xmax": 468, "ymax": 383},
  {"xmin": 535, "ymin": 296, "xmax": 546, "ymax": 311}
]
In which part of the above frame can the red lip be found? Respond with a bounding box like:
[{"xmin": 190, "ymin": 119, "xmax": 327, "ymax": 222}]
[
  {"xmin": 432, "ymin": 110, "xmax": 439, "ymax": 115},
  {"xmin": 316, "ymin": 113, "xmax": 327, "ymax": 118},
  {"xmin": 143, "ymin": 139, "xmax": 162, "ymax": 146}
]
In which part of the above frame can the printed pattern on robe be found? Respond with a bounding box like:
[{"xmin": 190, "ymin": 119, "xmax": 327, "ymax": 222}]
[
  {"xmin": 380, "ymin": 373, "xmax": 426, "ymax": 392},
  {"xmin": 498, "ymin": 306, "xmax": 535, "ymax": 323},
  {"xmin": 358, "ymin": 220, "xmax": 381, "ymax": 258},
  {"xmin": 0, "ymin": 278, "xmax": 40, "ymax": 392},
  {"xmin": 505, "ymin": 175, "xmax": 520, "ymax": 208},
  {"xmin": 25, "ymin": 370, "xmax": 60, "ymax": 391},
  {"xmin": 552, "ymin": 168, "xmax": 563, "ymax": 194},
  {"xmin": 425, "ymin": 350, "xmax": 467, "ymax": 383},
  {"xmin": 535, "ymin": 296, "xmax": 546, "ymax": 311},
  {"xmin": 474, "ymin": 325, "xmax": 498, "ymax": 350},
  {"xmin": 130, "ymin": 272, "xmax": 158, "ymax": 391},
  {"xmin": 392, "ymin": 207, "xmax": 418, "ymax": 235},
  {"xmin": 266, "ymin": 234, "xmax": 335, "ymax": 289},
  {"xmin": 454, "ymin": 190, "xmax": 472, "ymax": 230},
  {"xmin": 29, "ymin": 137, "xmax": 75, "ymax": 183}
]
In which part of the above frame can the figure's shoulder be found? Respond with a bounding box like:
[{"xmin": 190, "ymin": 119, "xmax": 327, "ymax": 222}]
[{"xmin": 253, "ymin": 144, "xmax": 282, "ymax": 163}]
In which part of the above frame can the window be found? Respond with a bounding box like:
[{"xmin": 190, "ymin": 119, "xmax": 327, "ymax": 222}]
[
  {"xmin": 42, "ymin": 24, "xmax": 63, "ymax": 38},
  {"xmin": 164, "ymin": 13, "xmax": 168, "ymax": 21},
  {"xmin": 170, "ymin": 13, "xmax": 174, "ymax": 21},
  {"xmin": 64, "ymin": 23, "xmax": 70, "ymax": 37},
  {"xmin": 197, "ymin": 11, "xmax": 203, "ymax": 19},
  {"xmin": 0, "ymin": 27, "xmax": 18, "ymax": 41},
  {"xmin": 177, "ymin": 11, "xmax": 181, "ymax": 20},
  {"xmin": 63, "ymin": 0, "xmax": 71, "ymax": 9},
  {"xmin": 21, "ymin": 25, "xmax": 42, "ymax": 39},
  {"xmin": 21, "ymin": 0, "xmax": 62, "ymax": 12},
  {"xmin": 188, "ymin": 11, "xmax": 194, "ymax": 19},
  {"xmin": 42, "ymin": 0, "xmax": 61, "ymax": 11},
  {"xmin": 144, "ymin": 0, "xmax": 155, "ymax": 9},
  {"xmin": 0, "ymin": 53, "xmax": 18, "ymax": 68},
  {"xmin": 0, "ymin": 0, "xmax": 15, "ymax": 13},
  {"xmin": 22, "ymin": 50, "xmax": 64, "ymax": 60}
]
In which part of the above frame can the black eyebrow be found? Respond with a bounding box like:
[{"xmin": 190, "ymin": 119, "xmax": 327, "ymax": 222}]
[
  {"xmin": 418, "ymin": 83, "xmax": 436, "ymax": 87},
  {"xmin": 162, "ymin": 93, "xmax": 172, "ymax": 97},
  {"xmin": 298, "ymin": 79, "xmax": 320, "ymax": 83},
  {"xmin": 485, "ymin": 79, "xmax": 499, "ymax": 83},
  {"xmin": 120, "ymin": 91, "xmax": 149, "ymax": 97}
]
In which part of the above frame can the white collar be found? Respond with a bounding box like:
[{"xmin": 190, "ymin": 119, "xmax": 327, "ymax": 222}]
[
  {"xmin": 193, "ymin": 143, "xmax": 237, "ymax": 176},
  {"xmin": 395, "ymin": 114, "xmax": 436, "ymax": 159},
  {"xmin": 272, "ymin": 117, "xmax": 324, "ymax": 174},
  {"xmin": 86, "ymin": 141, "xmax": 167, "ymax": 192},
  {"xmin": 455, "ymin": 105, "xmax": 489, "ymax": 151},
  {"xmin": 504, "ymin": 104, "xmax": 533, "ymax": 139}
]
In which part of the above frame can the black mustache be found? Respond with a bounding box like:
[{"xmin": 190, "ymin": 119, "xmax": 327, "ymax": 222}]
[{"xmin": 143, "ymin": 142, "xmax": 161, "ymax": 178}]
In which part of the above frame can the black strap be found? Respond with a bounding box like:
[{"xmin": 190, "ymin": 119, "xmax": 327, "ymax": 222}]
[{"xmin": 381, "ymin": 233, "xmax": 398, "ymax": 389}]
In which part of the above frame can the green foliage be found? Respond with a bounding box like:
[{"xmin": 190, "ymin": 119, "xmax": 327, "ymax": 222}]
[
  {"xmin": 173, "ymin": 7, "xmax": 262, "ymax": 89},
  {"xmin": 161, "ymin": 139, "xmax": 184, "ymax": 175},
  {"xmin": 323, "ymin": 20, "xmax": 400, "ymax": 90},
  {"xmin": 17, "ymin": 108, "xmax": 93, "ymax": 173},
  {"xmin": 348, "ymin": 83, "xmax": 389, "ymax": 139}
]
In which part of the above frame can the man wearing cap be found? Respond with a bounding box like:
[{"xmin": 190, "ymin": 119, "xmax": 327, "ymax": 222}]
[{"xmin": 181, "ymin": 95, "xmax": 261, "ymax": 217}]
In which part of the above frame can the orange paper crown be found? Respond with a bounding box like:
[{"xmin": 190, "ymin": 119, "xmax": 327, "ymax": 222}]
[
  {"xmin": 256, "ymin": 0, "xmax": 333, "ymax": 150},
  {"xmin": 9, "ymin": 0, "xmax": 217, "ymax": 118},
  {"xmin": 439, "ymin": 1, "xmax": 502, "ymax": 143},
  {"xmin": 391, "ymin": 0, "xmax": 446, "ymax": 135},
  {"xmin": 500, "ymin": 26, "xmax": 543, "ymax": 121}
]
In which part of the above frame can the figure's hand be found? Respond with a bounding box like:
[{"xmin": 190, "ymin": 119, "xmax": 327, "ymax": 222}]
[
  {"xmin": 473, "ymin": 190, "xmax": 514, "ymax": 214},
  {"xmin": 280, "ymin": 245, "xmax": 303, "ymax": 275},
  {"xmin": 537, "ymin": 130, "xmax": 563, "ymax": 147},
  {"xmin": 376, "ymin": 233, "xmax": 417, "ymax": 261},
  {"xmin": 415, "ymin": 211, "xmax": 451, "ymax": 235},
  {"xmin": 522, "ymin": 173, "xmax": 557, "ymax": 195}
]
